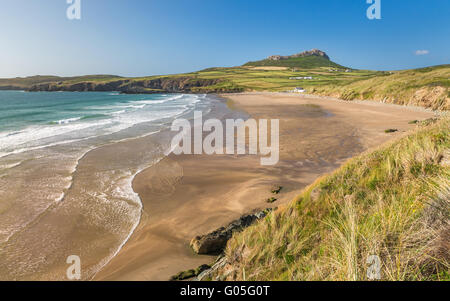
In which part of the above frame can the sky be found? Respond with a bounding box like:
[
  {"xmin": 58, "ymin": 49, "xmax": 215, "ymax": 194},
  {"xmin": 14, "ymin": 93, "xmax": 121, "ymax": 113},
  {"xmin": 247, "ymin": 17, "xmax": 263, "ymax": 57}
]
[{"xmin": 0, "ymin": 0, "xmax": 448, "ymax": 78}]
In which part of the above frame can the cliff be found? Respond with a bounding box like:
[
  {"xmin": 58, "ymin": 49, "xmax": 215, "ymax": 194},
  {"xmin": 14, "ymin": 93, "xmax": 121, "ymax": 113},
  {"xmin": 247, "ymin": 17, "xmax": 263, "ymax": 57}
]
[{"xmin": 27, "ymin": 77, "xmax": 242, "ymax": 94}]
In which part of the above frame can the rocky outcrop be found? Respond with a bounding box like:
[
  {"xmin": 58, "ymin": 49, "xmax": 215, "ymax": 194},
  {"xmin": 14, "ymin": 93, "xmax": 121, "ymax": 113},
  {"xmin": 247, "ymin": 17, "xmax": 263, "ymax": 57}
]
[
  {"xmin": 0, "ymin": 85, "xmax": 25, "ymax": 91},
  {"xmin": 27, "ymin": 77, "xmax": 241, "ymax": 94},
  {"xmin": 190, "ymin": 209, "xmax": 272, "ymax": 255},
  {"xmin": 267, "ymin": 49, "xmax": 330, "ymax": 61},
  {"xmin": 170, "ymin": 264, "xmax": 211, "ymax": 281},
  {"xmin": 196, "ymin": 256, "xmax": 229, "ymax": 281}
]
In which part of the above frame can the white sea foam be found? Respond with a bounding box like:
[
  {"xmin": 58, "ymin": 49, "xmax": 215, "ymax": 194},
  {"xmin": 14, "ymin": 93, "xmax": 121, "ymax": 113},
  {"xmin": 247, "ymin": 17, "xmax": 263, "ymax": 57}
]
[
  {"xmin": 0, "ymin": 94, "xmax": 202, "ymax": 159},
  {"xmin": 56, "ymin": 117, "xmax": 82, "ymax": 125},
  {"xmin": 108, "ymin": 110, "xmax": 126, "ymax": 116}
]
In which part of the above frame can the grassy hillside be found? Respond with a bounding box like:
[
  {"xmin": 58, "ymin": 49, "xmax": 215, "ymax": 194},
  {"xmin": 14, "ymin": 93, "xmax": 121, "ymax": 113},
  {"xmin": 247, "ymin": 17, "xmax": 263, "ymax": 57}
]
[
  {"xmin": 0, "ymin": 75, "xmax": 121, "ymax": 89},
  {"xmin": 243, "ymin": 55, "xmax": 346, "ymax": 69},
  {"xmin": 188, "ymin": 66, "xmax": 382, "ymax": 92},
  {"xmin": 213, "ymin": 118, "xmax": 450, "ymax": 281},
  {"xmin": 311, "ymin": 65, "xmax": 450, "ymax": 110}
]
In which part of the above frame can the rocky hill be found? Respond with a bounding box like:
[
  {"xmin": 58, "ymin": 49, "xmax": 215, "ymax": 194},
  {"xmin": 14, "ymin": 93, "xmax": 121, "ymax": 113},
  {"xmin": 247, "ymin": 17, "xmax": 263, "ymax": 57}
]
[
  {"xmin": 243, "ymin": 49, "xmax": 346, "ymax": 69},
  {"xmin": 267, "ymin": 49, "xmax": 330, "ymax": 61}
]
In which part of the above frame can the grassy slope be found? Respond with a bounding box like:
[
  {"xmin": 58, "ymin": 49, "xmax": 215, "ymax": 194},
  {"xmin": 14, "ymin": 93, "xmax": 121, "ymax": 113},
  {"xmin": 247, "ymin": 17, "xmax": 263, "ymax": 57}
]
[
  {"xmin": 311, "ymin": 65, "xmax": 450, "ymax": 110},
  {"xmin": 214, "ymin": 119, "xmax": 449, "ymax": 281}
]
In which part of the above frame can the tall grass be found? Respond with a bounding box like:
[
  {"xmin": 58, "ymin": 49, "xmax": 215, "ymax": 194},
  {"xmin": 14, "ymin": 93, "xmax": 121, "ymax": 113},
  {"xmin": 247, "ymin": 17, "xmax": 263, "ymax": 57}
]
[{"xmin": 216, "ymin": 119, "xmax": 449, "ymax": 281}]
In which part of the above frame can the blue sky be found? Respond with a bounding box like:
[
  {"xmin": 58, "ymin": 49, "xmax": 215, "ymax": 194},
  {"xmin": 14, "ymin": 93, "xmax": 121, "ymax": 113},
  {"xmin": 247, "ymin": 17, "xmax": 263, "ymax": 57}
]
[{"xmin": 0, "ymin": 0, "xmax": 448, "ymax": 78}]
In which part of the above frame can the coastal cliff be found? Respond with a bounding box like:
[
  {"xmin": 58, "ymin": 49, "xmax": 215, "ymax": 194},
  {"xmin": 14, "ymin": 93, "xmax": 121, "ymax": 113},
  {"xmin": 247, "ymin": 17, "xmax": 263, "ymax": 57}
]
[{"xmin": 27, "ymin": 77, "xmax": 242, "ymax": 94}]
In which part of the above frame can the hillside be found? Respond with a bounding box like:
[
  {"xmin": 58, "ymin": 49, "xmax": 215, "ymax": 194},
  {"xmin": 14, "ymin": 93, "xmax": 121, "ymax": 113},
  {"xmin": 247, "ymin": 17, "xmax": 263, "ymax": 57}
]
[
  {"xmin": 0, "ymin": 75, "xmax": 121, "ymax": 90},
  {"xmin": 211, "ymin": 118, "xmax": 450, "ymax": 281},
  {"xmin": 243, "ymin": 49, "xmax": 347, "ymax": 69},
  {"xmin": 311, "ymin": 65, "xmax": 450, "ymax": 110}
]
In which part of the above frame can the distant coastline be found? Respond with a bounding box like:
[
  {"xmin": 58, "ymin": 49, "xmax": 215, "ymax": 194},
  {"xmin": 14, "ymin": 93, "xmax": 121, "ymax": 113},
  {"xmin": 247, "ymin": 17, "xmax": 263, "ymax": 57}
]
[{"xmin": 1, "ymin": 50, "xmax": 448, "ymax": 110}]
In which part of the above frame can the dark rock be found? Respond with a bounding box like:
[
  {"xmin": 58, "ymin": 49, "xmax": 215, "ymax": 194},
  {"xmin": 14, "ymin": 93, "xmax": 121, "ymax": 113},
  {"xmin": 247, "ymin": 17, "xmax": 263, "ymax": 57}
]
[
  {"xmin": 170, "ymin": 269, "xmax": 196, "ymax": 281},
  {"xmin": 170, "ymin": 264, "xmax": 211, "ymax": 281},
  {"xmin": 196, "ymin": 256, "xmax": 228, "ymax": 281},
  {"xmin": 190, "ymin": 209, "xmax": 272, "ymax": 255},
  {"xmin": 271, "ymin": 186, "xmax": 283, "ymax": 194},
  {"xmin": 384, "ymin": 129, "xmax": 399, "ymax": 133}
]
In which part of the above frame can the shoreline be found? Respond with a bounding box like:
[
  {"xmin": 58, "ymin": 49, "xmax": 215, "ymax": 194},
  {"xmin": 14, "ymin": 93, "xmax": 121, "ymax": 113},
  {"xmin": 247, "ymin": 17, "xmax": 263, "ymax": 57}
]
[
  {"xmin": 94, "ymin": 92, "xmax": 435, "ymax": 281},
  {"xmin": 0, "ymin": 93, "xmax": 211, "ymax": 280}
]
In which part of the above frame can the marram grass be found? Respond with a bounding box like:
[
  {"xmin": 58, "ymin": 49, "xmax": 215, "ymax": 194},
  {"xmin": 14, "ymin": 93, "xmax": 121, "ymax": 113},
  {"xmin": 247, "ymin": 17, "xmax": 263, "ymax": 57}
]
[{"xmin": 216, "ymin": 118, "xmax": 449, "ymax": 281}]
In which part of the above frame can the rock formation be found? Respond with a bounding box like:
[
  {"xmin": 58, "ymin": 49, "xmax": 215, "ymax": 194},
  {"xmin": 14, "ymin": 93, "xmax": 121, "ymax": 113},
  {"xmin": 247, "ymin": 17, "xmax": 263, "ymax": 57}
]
[
  {"xmin": 190, "ymin": 209, "xmax": 272, "ymax": 255},
  {"xmin": 267, "ymin": 49, "xmax": 330, "ymax": 61}
]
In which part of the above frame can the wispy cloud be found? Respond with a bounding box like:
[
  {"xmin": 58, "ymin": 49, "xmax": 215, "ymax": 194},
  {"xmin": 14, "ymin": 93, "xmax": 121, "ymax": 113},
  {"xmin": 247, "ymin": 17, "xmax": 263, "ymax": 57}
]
[{"xmin": 415, "ymin": 50, "xmax": 429, "ymax": 56}]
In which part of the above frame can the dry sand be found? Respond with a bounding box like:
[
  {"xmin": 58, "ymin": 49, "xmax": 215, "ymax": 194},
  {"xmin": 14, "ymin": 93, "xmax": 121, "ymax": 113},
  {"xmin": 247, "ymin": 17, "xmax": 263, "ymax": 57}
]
[{"xmin": 94, "ymin": 92, "xmax": 434, "ymax": 281}]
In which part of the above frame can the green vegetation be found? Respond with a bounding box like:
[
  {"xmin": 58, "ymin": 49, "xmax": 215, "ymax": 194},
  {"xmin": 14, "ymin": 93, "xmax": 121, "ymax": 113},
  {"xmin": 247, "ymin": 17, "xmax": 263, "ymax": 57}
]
[
  {"xmin": 266, "ymin": 197, "xmax": 278, "ymax": 204},
  {"xmin": 384, "ymin": 129, "xmax": 399, "ymax": 133},
  {"xmin": 215, "ymin": 119, "xmax": 450, "ymax": 281},
  {"xmin": 311, "ymin": 65, "xmax": 450, "ymax": 110}
]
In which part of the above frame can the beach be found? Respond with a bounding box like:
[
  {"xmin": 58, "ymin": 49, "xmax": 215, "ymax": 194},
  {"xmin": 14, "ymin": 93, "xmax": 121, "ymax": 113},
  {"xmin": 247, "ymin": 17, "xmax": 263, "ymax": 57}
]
[{"xmin": 94, "ymin": 92, "xmax": 435, "ymax": 281}]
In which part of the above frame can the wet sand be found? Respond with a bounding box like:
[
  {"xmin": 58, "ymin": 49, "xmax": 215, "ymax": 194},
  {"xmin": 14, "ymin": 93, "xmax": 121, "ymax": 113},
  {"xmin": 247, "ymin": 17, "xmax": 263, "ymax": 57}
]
[{"xmin": 95, "ymin": 92, "xmax": 434, "ymax": 281}]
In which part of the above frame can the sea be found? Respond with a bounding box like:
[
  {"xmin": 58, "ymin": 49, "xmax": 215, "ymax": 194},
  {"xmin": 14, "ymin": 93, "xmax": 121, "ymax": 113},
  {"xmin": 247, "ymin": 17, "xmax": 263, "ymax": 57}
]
[{"xmin": 0, "ymin": 90, "xmax": 220, "ymax": 280}]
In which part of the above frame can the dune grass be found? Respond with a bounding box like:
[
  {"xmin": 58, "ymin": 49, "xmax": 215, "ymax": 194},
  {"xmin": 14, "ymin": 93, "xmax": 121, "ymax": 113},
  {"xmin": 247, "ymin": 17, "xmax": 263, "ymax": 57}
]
[{"xmin": 216, "ymin": 118, "xmax": 449, "ymax": 281}]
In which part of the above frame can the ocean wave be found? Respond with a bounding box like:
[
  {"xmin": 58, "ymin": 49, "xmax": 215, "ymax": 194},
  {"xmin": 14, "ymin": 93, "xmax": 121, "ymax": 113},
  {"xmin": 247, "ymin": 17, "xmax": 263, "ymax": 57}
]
[
  {"xmin": 81, "ymin": 114, "xmax": 109, "ymax": 120},
  {"xmin": 107, "ymin": 110, "xmax": 126, "ymax": 116},
  {"xmin": 0, "ymin": 93, "xmax": 205, "ymax": 159},
  {"xmin": 0, "ymin": 161, "xmax": 23, "ymax": 170},
  {"xmin": 53, "ymin": 117, "xmax": 82, "ymax": 125}
]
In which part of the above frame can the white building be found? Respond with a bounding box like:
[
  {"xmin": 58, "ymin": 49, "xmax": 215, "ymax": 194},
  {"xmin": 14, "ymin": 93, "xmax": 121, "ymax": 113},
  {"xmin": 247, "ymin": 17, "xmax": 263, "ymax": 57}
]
[{"xmin": 293, "ymin": 87, "xmax": 306, "ymax": 93}]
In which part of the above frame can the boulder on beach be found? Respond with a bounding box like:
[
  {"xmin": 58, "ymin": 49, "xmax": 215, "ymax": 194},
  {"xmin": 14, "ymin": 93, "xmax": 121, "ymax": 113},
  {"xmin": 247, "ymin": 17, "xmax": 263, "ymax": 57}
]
[{"xmin": 190, "ymin": 209, "xmax": 272, "ymax": 255}]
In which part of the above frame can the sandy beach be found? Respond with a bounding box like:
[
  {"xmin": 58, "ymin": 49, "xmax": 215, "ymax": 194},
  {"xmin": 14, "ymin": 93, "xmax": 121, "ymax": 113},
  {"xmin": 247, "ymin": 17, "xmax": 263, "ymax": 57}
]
[{"xmin": 94, "ymin": 92, "xmax": 434, "ymax": 281}]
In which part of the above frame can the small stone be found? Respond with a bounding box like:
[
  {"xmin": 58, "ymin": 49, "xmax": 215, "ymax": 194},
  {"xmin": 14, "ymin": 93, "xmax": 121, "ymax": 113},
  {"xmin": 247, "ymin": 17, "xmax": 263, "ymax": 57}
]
[{"xmin": 266, "ymin": 197, "xmax": 277, "ymax": 203}]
